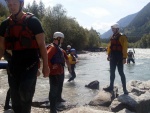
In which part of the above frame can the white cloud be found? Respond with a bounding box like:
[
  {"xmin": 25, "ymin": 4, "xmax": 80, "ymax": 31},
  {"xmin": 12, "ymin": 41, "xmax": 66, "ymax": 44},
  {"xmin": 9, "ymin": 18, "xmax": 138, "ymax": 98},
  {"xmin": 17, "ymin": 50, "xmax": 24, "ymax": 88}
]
[
  {"xmin": 92, "ymin": 22, "xmax": 111, "ymax": 31},
  {"xmin": 81, "ymin": 7, "xmax": 110, "ymax": 19}
]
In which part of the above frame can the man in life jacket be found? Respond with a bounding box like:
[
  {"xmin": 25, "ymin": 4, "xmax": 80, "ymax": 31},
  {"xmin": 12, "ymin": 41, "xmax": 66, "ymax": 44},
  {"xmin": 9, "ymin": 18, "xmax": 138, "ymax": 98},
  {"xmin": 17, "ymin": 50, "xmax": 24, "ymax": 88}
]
[
  {"xmin": 103, "ymin": 23, "xmax": 128, "ymax": 95},
  {"xmin": 67, "ymin": 48, "xmax": 77, "ymax": 82},
  {"xmin": 47, "ymin": 32, "xmax": 71, "ymax": 113},
  {"xmin": 0, "ymin": 0, "xmax": 50, "ymax": 113},
  {"xmin": 127, "ymin": 50, "xmax": 135, "ymax": 64}
]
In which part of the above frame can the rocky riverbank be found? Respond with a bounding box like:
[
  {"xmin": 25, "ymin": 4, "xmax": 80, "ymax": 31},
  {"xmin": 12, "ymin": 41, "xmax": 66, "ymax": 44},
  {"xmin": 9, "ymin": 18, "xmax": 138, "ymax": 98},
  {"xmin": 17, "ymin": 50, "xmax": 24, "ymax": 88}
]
[{"xmin": 1, "ymin": 79, "xmax": 150, "ymax": 113}]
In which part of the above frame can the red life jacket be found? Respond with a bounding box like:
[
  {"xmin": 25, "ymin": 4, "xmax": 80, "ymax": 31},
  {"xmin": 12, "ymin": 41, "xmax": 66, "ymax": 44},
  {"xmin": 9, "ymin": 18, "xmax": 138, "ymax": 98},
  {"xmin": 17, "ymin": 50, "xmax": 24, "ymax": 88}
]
[
  {"xmin": 110, "ymin": 33, "xmax": 122, "ymax": 52},
  {"xmin": 4, "ymin": 13, "xmax": 39, "ymax": 50},
  {"xmin": 47, "ymin": 43, "xmax": 65, "ymax": 66}
]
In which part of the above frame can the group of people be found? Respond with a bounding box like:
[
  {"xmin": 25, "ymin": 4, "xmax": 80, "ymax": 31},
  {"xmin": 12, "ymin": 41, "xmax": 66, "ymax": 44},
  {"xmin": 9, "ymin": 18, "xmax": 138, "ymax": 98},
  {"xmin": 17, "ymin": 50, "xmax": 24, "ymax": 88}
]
[
  {"xmin": 0, "ymin": 0, "xmax": 136, "ymax": 113},
  {"xmin": 0, "ymin": 0, "xmax": 78, "ymax": 113}
]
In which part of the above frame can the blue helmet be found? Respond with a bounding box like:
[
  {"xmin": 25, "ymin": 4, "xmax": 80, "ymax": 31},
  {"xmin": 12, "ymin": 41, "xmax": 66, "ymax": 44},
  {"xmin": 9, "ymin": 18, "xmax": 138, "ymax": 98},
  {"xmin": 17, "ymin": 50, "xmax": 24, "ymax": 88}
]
[{"xmin": 70, "ymin": 48, "xmax": 76, "ymax": 52}]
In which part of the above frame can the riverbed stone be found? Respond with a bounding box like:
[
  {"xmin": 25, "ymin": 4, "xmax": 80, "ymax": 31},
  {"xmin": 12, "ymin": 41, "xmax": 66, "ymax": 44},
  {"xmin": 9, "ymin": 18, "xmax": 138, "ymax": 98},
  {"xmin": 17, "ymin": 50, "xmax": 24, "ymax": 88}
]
[
  {"xmin": 89, "ymin": 87, "xmax": 118, "ymax": 107},
  {"xmin": 110, "ymin": 80, "xmax": 150, "ymax": 113},
  {"xmin": 118, "ymin": 108, "xmax": 135, "ymax": 113},
  {"xmin": 110, "ymin": 94, "xmax": 137, "ymax": 112},
  {"xmin": 85, "ymin": 80, "xmax": 99, "ymax": 90}
]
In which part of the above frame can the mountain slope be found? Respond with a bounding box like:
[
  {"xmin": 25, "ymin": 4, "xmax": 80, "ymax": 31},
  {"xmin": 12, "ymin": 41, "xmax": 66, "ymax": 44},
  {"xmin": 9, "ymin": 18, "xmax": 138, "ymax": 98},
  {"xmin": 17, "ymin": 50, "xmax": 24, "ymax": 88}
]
[
  {"xmin": 124, "ymin": 2, "xmax": 150, "ymax": 42},
  {"xmin": 101, "ymin": 13, "xmax": 137, "ymax": 39}
]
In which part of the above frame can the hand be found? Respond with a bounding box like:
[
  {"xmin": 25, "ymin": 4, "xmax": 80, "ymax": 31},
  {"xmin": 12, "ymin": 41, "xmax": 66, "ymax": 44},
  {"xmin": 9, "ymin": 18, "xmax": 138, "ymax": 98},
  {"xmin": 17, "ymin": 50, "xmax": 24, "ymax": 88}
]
[
  {"xmin": 123, "ymin": 59, "xmax": 126, "ymax": 64},
  {"xmin": 36, "ymin": 70, "xmax": 41, "ymax": 76},
  {"xmin": 43, "ymin": 66, "xmax": 50, "ymax": 77},
  {"xmin": 107, "ymin": 56, "xmax": 110, "ymax": 61},
  {"xmin": 76, "ymin": 60, "xmax": 79, "ymax": 63}
]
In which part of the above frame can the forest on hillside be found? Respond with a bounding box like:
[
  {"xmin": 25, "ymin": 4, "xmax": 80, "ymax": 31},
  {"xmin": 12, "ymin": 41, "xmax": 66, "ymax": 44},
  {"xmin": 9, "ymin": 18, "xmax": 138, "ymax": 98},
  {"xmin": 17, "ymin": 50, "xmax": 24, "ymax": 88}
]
[{"xmin": 0, "ymin": 0, "xmax": 101, "ymax": 51}]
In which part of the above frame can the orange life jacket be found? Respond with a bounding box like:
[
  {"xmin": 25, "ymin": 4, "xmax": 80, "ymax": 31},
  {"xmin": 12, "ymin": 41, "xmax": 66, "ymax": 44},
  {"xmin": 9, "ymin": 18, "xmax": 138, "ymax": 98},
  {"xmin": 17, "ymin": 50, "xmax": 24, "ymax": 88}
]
[
  {"xmin": 110, "ymin": 33, "xmax": 122, "ymax": 52},
  {"xmin": 47, "ymin": 43, "xmax": 65, "ymax": 66},
  {"xmin": 4, "ymin": 13, "xmax": 39, "ymax": 50}
]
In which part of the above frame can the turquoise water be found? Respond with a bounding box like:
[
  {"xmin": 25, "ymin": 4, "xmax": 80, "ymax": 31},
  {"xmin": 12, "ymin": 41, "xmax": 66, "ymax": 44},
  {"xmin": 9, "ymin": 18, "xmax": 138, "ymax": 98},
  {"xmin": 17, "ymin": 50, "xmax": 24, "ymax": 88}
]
[{"xmin": 1, "ymin": 48, "xmax": 150, "ymax": 106}]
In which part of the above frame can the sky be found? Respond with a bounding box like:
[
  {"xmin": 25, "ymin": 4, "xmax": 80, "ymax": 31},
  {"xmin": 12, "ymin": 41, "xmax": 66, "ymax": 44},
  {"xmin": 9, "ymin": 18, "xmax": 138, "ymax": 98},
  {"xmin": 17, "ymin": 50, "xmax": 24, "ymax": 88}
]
[{"xmin": 24, "ymin": 0, "xmax": 150, "ymax": 34}]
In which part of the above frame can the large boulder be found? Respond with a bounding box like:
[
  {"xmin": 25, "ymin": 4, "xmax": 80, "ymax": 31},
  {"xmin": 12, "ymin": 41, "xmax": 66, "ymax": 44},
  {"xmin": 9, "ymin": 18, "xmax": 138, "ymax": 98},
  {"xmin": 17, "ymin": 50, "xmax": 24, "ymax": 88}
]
[
  {"xmin": 110, "ymin": 80, "xmax": 150, "ymax": 113},
  {"xmin": 89, "ymin": 87, "xmax": 118, "ymax": 107},
  {"xmin": 136, "ymin": 91, "xmax": 150, "ymax": 113},
  {"xmin": 110, "ymin": 94, "xmax": 137, "ymax": 112}
]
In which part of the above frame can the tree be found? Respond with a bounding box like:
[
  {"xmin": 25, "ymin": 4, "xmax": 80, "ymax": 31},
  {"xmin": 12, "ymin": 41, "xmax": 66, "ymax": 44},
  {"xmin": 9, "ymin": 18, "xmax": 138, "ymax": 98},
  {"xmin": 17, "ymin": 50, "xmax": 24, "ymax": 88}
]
[
  {"xmin": 30, "ymin": 0, "xmax": 39, "ymax": 18},
  {"xmin": 51, "ymin": 4, "xmax": 67, "ymax": 32},
  {"xmin": 0, "ymin": 3, "xmax": 9, "ymax": 21},
  {"xmin": 88, "ymin": 28, "xmax": 101, "ymax": 49},
  {"xmin": 38, "ymin": 0, "xmax": 45, "ymax": 20},
  {"xmin": 42, "ymin": 7, "xmax": 53, "ymax": 43}
]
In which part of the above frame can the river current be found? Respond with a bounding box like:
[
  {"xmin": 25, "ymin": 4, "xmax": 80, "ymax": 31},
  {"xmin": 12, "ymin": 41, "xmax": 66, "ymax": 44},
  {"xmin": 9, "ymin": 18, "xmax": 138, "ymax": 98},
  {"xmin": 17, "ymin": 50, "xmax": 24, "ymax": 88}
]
[{"xmin": 0, "ymin": 48, "xmax": 150, "ymax": 106}]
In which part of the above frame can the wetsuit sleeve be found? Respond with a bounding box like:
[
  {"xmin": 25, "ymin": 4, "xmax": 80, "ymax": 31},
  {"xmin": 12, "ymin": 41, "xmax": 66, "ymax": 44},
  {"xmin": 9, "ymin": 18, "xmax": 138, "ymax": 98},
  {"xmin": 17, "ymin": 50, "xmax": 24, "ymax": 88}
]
[
  {"xmin": 119, "ymin": 35, "xmax": 128, "ymax": 59},
  {"xmin": 27, "ymin": 16, "xmax": 44, "ymax": 35}
]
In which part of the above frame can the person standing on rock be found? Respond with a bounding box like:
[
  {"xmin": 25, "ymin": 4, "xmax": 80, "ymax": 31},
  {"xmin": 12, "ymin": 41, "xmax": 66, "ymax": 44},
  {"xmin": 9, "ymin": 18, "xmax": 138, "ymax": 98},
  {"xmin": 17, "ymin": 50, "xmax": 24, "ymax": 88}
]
[
  {"xmin": 0, "ymin": 0, "xmax": 50, "ymax": 112},
  {"xmin": 103, "ymin": 23, "xmax": 128, "ymax": 95}
]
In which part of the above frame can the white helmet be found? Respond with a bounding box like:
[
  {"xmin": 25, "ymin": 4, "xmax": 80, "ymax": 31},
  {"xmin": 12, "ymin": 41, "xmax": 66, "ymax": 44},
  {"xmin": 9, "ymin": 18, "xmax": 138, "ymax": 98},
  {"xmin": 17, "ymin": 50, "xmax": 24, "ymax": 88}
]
[
  {"xmin": 67, "ymin": 45, "xmax": 71, "ymax": 48},
  {"xmin": 53, "ymin": 32, "xmax": 64, "ymax": 39},
  {"xmin": 111, "ymin": 23, "xmax": 119, "ymax": 29},
  {"xmin": 129, "ymin": 50, "xmax": 132, "ymax": 52}
]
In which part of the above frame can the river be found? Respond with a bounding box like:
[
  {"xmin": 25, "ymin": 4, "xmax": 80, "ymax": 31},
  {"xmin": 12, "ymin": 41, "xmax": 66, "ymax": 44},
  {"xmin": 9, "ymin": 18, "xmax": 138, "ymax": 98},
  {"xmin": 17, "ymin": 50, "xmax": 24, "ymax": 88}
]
[{"xmin": 0, "ymin": 48, "xmax": 150, "ymax": 106}]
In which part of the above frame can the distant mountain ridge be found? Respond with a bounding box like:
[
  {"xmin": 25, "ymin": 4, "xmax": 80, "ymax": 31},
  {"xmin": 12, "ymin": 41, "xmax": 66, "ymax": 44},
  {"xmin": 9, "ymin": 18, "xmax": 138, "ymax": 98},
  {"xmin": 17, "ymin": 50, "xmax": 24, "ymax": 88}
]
[
  {"xmin": 101, "ymin": 13, "xmax": 137, "ymax": 39},
  {"xmin": 101, "ymin": 2, "xmax": 150, "ymax": 42},
  {"xmin": 124, "ymin": 2, "xmax": 150, "ymax": 42}
]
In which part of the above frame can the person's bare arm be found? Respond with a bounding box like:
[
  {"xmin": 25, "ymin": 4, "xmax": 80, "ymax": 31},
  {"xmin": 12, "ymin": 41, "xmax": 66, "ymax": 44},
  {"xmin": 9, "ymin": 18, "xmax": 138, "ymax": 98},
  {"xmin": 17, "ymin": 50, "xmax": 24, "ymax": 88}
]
[{"xmin": 35, "ymin": 33, "xmax": 50, "ymax": 77}]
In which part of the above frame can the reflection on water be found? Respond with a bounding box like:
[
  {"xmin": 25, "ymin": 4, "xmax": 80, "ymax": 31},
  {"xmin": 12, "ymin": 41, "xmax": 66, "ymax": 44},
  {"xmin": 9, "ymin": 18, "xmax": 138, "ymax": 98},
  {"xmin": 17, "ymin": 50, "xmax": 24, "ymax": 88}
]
[{"xmin": 1, "ymin": 49, "xmax": 150, "ymax": 105}]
